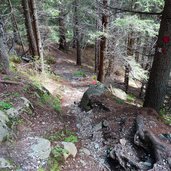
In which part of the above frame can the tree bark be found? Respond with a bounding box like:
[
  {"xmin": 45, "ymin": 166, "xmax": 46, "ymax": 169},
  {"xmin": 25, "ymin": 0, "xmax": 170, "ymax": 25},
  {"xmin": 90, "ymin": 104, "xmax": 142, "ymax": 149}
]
[
  {"xmin": 30, "ymin": 0, "xmax": 44, "ymax": 73},
  {"xmin": 144, "ymin": 0, "xmax": 171, "ymax": 112},
  {"xmin": 0, "ymin": 21, "xmax": 9, "ymax": 74},
  {"xmin": 8, "ymin": 0, "xmax": 25, "ymax": 54},
  {"xmin": 58, "ymin": 8, "xmax": 67, "ymax": 51},
  {"xmin": 97, "ymin": 0, "xmax": 108, "ymax": 82},
  {"xmin": 73, "ymin": 0, "xmax": 81, "ymax": 66},
  {"xmin": 22, "ymin": 0, "xmax": 38, "ymax": 57}
]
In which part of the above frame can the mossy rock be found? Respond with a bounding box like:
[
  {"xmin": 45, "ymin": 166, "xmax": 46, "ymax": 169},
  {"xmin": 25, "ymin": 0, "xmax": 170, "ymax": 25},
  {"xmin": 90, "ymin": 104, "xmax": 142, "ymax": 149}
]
[{"xmin": 80, "ymin": 84, "xmax": 107, "ymax": 111}]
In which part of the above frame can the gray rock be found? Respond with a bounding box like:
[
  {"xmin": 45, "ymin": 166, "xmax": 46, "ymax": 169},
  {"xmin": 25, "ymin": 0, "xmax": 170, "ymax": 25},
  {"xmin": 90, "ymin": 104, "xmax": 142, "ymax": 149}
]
[
  {"xmin": 0, "ymin": 111, "xmax": 9, "ymax": 124},
  {"xmin": 80, "ymin": 84, "xmax": 107, "ymax": 111},
  {"xmin": 0, "ymin": 111, "xmax": 10, "ymax": 142},
  {"xmin": 62, "ymin": 142, "xmax": 77, "ymax": 159},
  {"xmin": 10, "ymin": 137, "xmax": 51, "ymax": 170},
  {"xmin": 0, "ymin": 122, "xmax": 9, "ymax": 142},
  {"xmin": 80, "ymin": 148, "xmax": 91, "ymax": 156},
  {"xmin": 94, "ymin": 122, "xmax": 102, "ymax": 131},
  {"xmin": 0, "ymin": 157, "xmax": 13, "ymax": 169},
  {"xmin": 112, "ymin": 88, "xmax": 127, "ymax": 100},
  {"xmin": 6, "ymin": 97, "xmax": 34, "ymax": 118},
  {"xmin": 28, "ymin": 137, "xmax": 51, "ymax": 160},
  {"xmin": 119, "ymin": 139, "xmax": 127, "ymax": 146},
  {"xmin": 6, "ymin": 107, "xmax": 19, "ymax": 118}
]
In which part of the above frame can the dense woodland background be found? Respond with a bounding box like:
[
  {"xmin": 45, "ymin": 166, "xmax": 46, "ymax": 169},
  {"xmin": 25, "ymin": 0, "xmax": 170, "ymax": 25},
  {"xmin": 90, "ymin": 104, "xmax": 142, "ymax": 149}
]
[{"xmin": 1, "ymin": 0, "xmax": 170, "ymax": 113}]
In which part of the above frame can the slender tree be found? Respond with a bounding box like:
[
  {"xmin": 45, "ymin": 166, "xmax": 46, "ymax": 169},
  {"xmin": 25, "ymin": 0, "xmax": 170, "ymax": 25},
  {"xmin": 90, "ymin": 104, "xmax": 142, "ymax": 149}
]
[
  {"xmin": 0, "ymin": 20, "xmax": 9, "ymax": 74},
  {"xmin": 144, "ymin": 0, "xmax": 171, "ymax": 112},
  {"xmin": 8, "ymin": 0, "xmax": 25, "ymax": 54},
  {"xmin": 73, "ymin": 0, "xmax": 81, "ymax": 66},
  {"xmin": 97, "ymin": 0, "xmax": 109, "ymax": 82},
  {"xmin": 58, "ymin": 7, "xmax": 67, "ymax": 51}
]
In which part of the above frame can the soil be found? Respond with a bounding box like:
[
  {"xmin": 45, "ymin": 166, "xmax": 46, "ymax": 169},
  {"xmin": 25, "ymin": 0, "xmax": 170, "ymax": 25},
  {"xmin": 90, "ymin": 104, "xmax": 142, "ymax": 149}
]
[{"xmin": 0, "ymin": 46, "xmax": 170, "ymax": 171}]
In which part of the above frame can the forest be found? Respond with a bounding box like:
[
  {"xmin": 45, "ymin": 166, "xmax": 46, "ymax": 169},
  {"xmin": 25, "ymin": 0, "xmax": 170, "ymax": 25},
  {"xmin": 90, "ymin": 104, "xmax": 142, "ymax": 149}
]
[{"xmin": 0, "ymin": 0, "xmax": 171, "ymax": 171}]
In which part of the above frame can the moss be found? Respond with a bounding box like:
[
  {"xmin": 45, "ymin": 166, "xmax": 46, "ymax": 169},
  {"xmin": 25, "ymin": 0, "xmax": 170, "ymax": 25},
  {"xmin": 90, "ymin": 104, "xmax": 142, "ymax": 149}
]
[
  {"xmin": 73, "ymin": 70, "xmax": 86, "ymax": 77},
  {"xmin": 0, "ymin": 101, "xmax": 13, "ymax": 110}
]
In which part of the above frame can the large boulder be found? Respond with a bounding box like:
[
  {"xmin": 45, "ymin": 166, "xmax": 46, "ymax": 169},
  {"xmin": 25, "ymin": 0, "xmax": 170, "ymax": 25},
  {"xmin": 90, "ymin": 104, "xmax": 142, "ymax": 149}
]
[{"xmin": 80, "ymin": 84, "xmax": 107, "ymax": 111}]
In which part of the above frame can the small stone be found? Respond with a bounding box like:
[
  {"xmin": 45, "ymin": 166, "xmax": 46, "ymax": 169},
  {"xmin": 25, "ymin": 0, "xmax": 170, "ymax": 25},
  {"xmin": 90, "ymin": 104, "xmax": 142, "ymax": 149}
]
[
  {"xmin": 102, "ymin": 120, "xmax": 109, "ymax": 127},
  {"xmin": 119, "ymin": 139, "xmax": 127, "ymax": 146},
  {"xmin": 143, "ymin": 162, "xmax": 152, "ymax": 167},
  {"xmin": 62, "ymin": 142, "xmax": 77, "ymax": 159},
  {"xmin": 94, "ymin": 122, "xmax": 102, "ymax": 131},
  {"xmin": 95, "ymin": 143, "xmax": 99, "ymax": 149},
  {"xmin": 80, "ymin": 160, "xmax": 86, "ymax": 166},
  {"xmin": 81, "ymin": 148, "xmax": 91, "ymax": 156}
]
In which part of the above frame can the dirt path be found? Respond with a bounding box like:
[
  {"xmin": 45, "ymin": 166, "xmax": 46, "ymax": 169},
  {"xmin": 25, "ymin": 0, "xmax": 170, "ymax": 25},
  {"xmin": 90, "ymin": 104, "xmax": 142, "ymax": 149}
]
[{"xmin": 41, "ymin": 49, "xmax": 108, "ymax": 170}]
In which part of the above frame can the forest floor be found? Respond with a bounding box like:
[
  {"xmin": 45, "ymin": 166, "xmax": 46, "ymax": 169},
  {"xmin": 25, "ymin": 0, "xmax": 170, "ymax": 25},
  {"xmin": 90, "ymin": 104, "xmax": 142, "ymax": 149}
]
[{"xmin": 0, "ymin": 46, "xmax": 171, "ymax": 171}]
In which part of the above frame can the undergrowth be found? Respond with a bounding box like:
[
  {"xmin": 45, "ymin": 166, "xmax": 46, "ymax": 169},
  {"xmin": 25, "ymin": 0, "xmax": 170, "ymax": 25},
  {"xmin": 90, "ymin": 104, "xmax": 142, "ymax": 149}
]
[
  {"xmin": 41, "ymin": 93, "xmax": 61, "ymax": 112},
  {"xmin": 0, "ymin": 101, "xmax": 13, "ymax": 110},
  {"xmin": 48, "ymin": 129, "xmax": 78, "ymax": 143},
  {"xmin": 73, "ymin": 70, "xmax": 86, "ymax": 77},
  {"xmin": 9, "ymin": 60, "xmax": 62, "ymax": 112}
]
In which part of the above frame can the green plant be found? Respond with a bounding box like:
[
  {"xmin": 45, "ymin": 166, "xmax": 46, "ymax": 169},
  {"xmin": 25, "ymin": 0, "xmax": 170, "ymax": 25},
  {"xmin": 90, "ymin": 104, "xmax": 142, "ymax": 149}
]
[
  {"xmin": 11, "ymin": 92, "xmax": 20, "ymax": 97},
  {"xmin": 73, "ymin": 70, "xmax": 86, "ymax": 77},
  {"xmin": 48, "ymin": 130, "xmax": 78, "ymax": 142},
  {"xmin": 10, "ymin": 55, "xmax": 22, "ymax": 64},
  {"xmin": 0, "ymin": 101, "xmax": 13, "ymax": 110},
  {"xmin": 162, "ymin": 115, "xmax": 171, "ymax": 125},
  {"xmin": 41, "ymin": 93, "xmax": 61, "ymax": 112},
  {"xmin": 64, "ymin": 135, "xmax": 78, "ymax": 143},
  {"xmin": 52, "ymin": 147, "xmax": 68, "ymax": 162},
  {"xmin": 160, "ymin": 108, "xmax": 167, "ymax": 116},
  {"xmin": 46, "ymin": 56, "xmax": 56, "ymax": 65},
  {"xmin": 38, "ymin": 167, "xmax": 45, "ymax": 171},
  {"xmin": 50, "ymin": 161, "xmax": 60, "ymax": 171},
  {"xmin": 48, "ymin": 159, "xmax": 60, "ymax": 171},
  {"xmin": 92, "ymin": 75, "xmax": 97, "ymax": 80},
  {"xmin": 112, "ymin": 97, "xmax": 125, "ymax": 104},
  {"xmin": 126, "ymin": 94, "xmax": 136, "ymax": 103}
]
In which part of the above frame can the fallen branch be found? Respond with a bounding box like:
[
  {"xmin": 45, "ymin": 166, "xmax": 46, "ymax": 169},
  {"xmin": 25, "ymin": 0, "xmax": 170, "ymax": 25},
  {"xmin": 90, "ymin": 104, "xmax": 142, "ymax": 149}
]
[{"xmin": 0, "ymin": 80, "xmax": 22, "ymax": 85}]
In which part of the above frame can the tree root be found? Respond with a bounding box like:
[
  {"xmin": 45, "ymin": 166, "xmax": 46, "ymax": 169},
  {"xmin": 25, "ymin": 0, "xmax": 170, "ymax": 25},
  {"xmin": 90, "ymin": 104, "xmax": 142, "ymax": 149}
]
[{"xmin": 110, "ymin": 114, "xmax": 171, "ymax": 170}]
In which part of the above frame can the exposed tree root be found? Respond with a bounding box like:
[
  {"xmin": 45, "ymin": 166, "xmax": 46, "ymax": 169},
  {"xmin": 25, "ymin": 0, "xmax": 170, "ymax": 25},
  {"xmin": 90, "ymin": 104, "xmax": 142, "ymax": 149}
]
[{"xmin": 110, "ymin": 114, "xmax": 171, "ymax": 171}]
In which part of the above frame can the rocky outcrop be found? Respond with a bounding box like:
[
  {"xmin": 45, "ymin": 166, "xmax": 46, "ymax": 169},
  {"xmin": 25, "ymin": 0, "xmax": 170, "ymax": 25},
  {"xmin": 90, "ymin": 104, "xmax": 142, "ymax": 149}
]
[{"xmin": 0, "ymin": 97, "xmax": 34, "ymax": 143}]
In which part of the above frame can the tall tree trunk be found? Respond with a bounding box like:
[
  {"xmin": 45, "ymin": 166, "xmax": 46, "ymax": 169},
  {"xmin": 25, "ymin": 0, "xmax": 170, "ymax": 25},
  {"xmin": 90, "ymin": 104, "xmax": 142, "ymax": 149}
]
[
  {"xmin": 8, "ymin": 0, "xmax": 25, "ymax": 54},
  {"xmin": 0, "ymin": 21, "xmax": 9, "ymax": 74},
  {"xmin": 58, "ymin": 8, "xmax": 67, "ymax": 51},
  {"xmin": 144, "ymin": 0, "xmax": 171, "ymax": 112},
  {"xmin": 124, "ymin": 33, "xmax": 134, "ymax": 93},
  {"xmin": 97, "ymin": 0, "xmax": 108, "ymax": 82},
  {"xmin": 22, "ymin": 0, "xmax": 38, "ymax": 57},
  {"xmin": 73, "ymin": 0, "xmax": 81, "ymax": 66},
  {"xmin": 95, "ymin": 0, "xmax": 100, "ymax": 73},
  {"xmin": 30, "ymin": 0, "xmax": 44, "ymax": 72}
]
